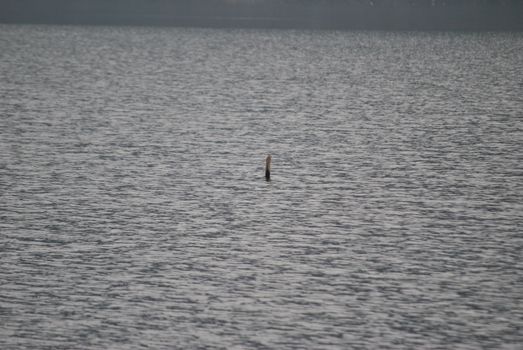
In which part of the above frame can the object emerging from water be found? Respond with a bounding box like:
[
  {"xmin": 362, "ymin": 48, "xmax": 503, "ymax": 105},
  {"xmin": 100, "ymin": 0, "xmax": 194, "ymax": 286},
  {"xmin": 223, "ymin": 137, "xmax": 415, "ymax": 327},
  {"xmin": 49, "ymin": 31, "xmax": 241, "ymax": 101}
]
[{"xmin": 265, "ymin": 154, "xmax": 271, "ymax": 181}]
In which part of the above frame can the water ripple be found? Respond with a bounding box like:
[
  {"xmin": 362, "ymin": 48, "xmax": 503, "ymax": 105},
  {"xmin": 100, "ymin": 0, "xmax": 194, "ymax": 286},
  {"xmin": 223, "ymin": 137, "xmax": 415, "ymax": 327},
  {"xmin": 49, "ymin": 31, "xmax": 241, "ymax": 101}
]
[{"xmin": 1, "ymin": 25, "xmax": 522, "ymax": 349}]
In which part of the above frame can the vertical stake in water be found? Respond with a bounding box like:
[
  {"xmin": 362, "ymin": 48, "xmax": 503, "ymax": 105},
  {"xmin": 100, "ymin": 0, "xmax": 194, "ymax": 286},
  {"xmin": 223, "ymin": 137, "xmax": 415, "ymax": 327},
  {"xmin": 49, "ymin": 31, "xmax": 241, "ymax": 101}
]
[{"xmin": 265, "ymin": 154, "xmax": 272, "ymax": 181}]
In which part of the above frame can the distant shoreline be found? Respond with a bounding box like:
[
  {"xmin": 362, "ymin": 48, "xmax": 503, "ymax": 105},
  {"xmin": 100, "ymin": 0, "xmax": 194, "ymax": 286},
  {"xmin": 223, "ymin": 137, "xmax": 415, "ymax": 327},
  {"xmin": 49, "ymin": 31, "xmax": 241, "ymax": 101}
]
[{"xmin": 1, "ymin": 0, "xmax": 522, "ymax": 31}]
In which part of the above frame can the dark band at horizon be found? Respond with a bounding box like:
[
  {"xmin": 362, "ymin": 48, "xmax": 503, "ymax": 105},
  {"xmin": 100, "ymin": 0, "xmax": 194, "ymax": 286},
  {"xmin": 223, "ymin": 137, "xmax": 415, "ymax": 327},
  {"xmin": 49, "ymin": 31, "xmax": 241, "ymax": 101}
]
[{"xmin": 0, "ymin": 0, "xmax": 522, "ymax": 31}]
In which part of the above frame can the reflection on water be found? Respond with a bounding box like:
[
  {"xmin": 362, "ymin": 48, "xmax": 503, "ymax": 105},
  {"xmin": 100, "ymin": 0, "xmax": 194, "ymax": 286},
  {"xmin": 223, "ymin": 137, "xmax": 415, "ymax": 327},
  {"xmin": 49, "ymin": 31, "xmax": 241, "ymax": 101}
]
[{"xmin": 1, "ymin": 25, "xmax": 522, "ymax": 349}]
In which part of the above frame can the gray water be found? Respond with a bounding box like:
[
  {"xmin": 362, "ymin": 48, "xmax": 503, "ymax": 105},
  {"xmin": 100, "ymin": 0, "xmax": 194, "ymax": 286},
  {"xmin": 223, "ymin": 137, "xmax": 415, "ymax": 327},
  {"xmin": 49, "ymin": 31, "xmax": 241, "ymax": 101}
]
[{"xmin": 1, "ymin": 24, "xmax": 522, "ymax": 349}]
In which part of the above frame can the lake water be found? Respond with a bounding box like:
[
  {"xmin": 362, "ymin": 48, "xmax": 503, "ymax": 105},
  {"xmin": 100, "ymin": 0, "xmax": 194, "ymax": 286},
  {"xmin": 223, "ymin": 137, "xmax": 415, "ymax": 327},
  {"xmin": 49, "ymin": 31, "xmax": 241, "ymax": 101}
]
[{"xmin": 1, "ymin": 24, "xmax": 522, "ymax": 349}]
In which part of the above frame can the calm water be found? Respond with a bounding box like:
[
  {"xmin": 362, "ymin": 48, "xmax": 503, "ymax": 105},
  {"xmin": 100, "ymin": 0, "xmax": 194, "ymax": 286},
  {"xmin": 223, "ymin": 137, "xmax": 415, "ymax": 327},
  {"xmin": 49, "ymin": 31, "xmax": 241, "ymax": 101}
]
[{"xmin": 1, "ymin": 24, "xmax": 522, "ymax": 349}]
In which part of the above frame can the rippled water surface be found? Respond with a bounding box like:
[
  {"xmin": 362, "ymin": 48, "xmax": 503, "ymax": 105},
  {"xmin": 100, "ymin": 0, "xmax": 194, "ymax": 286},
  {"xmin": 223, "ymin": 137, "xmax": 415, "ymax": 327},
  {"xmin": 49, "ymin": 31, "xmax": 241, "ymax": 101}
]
[{"xmin": 1, "ymin": 24, "xmax": 522, "ymax": 349}]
